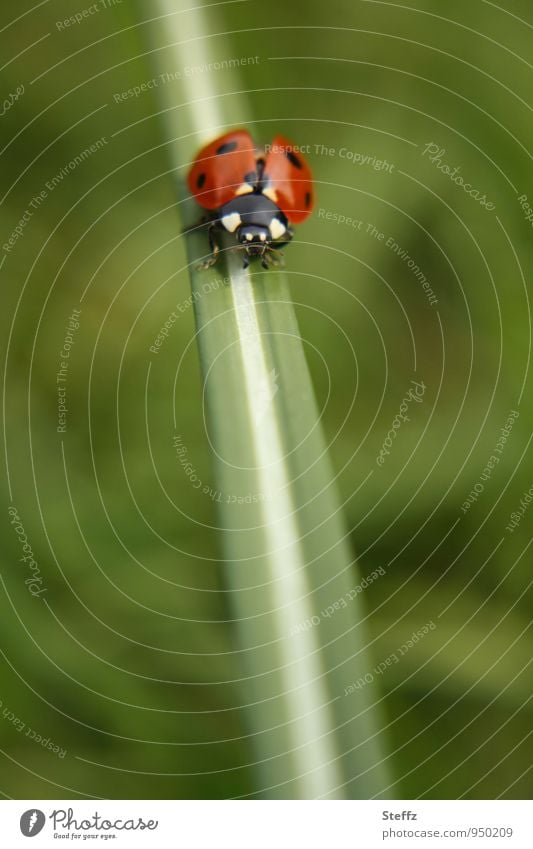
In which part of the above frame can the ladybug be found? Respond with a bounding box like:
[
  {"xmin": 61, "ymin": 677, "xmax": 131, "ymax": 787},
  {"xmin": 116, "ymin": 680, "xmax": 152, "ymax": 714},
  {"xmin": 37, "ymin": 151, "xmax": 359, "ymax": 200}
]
[{"xmin": 187, "ymin": 129, "xmax": 314, "ymax": 269}]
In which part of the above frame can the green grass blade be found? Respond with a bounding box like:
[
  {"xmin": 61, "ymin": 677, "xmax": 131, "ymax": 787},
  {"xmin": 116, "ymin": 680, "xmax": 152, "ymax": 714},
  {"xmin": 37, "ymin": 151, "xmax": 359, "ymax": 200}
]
[{"xmin": 148, "ymin": 0, "xmax": 390, "ymax": 798}]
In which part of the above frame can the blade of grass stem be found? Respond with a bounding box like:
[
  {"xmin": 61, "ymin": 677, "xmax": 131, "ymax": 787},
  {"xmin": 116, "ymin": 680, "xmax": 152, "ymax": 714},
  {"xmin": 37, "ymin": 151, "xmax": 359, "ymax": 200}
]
[{"xmin": 146, "ymin": 0, "xmax": 390, "ymax": 798}]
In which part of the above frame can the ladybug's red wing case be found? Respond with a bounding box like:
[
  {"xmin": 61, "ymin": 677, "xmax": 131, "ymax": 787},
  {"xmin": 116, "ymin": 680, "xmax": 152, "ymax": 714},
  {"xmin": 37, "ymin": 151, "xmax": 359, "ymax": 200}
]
[
  {"xmin": 187, "ymin": 129, "xmax": 258, "ymax": 210},
  {"xmin": 262, "ymin": 134, "xmax": 314, "ymax": 224}
]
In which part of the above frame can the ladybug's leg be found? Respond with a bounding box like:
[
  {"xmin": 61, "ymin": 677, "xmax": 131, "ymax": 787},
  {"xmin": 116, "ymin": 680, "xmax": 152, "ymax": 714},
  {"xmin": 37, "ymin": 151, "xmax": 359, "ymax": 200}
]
[
  {"xmin": 261, "ymin": 248, "xmax": 284, "ymax": 269},
  {"xmin": 196, "ymin": 223, "xmax": 221, "ymax": 270}
]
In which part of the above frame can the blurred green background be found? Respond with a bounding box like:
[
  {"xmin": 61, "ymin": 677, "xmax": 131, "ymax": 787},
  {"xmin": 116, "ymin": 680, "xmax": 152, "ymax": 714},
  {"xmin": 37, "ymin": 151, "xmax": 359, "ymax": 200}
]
[{"xmin": 1, "ymin": 0, "xmax": 531, "ymax": 799}]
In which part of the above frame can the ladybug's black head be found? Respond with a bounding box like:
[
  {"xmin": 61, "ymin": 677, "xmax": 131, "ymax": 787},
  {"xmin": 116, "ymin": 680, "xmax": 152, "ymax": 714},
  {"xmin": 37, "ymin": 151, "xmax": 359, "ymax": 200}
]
[
  {"xmin": 218, "ymin": 195, "xmax": 291, "ymax": 268},
  {"xmin": 237, "ymin": 224, "xmax": 271, "ymax": 256}
]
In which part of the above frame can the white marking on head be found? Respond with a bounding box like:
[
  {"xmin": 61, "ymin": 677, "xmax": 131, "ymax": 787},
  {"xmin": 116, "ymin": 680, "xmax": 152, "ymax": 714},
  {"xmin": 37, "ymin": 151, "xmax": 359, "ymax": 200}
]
[
  {"xmin": 259, "ymin": 232, "xmax": 266, "ymax": 241},
  {"xmin": 269, "ymin": 218, "xmax": 286, "ymax": 240},
  {"xmin": 221, "ymin": 212, "xmax": 241, "ymax": 232},
  {"xmin": 245, "ymin": 233, "xmax": 253, "ymax": 241},
  {"xmin": 262, "ymin": 187, "xmax": 278, "ymax": 203},
  {"xmin": 234, "ymin": 183, "xmax": 254, "ymax": 196}
]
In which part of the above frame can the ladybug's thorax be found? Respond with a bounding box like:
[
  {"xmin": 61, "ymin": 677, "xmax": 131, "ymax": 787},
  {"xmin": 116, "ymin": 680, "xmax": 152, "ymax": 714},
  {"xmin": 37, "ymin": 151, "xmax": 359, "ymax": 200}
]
[
  {"xmin": 219, "ymin": 193, "xmax": 284, "ymax": 228},
  {"xmin": 218, "ymin": 192, "xmax": 289, "ymax": 248}
]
